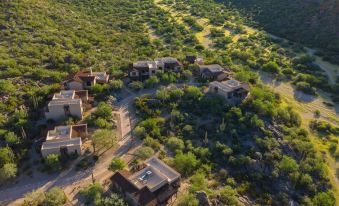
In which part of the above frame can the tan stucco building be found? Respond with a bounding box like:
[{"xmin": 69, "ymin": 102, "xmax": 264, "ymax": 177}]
[
  {"xmin": 64, "ymin": 70, "xmax": 109, "ymax": 90},
  {"xmin": 41, "ymin": 124, "xmax": 87, "ymax": 157},
  {"xmin": 208, "ymin": 80, "xmax": 250, "ymax": 105},
  {"xmin": 45, "ymin": 90, "xmax": 87, "ymax": 121}
]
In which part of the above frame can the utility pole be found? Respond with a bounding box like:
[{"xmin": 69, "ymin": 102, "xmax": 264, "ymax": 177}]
[{"xmin": 91, "ymin": 172, "xmax": 95, "ymax": 183}]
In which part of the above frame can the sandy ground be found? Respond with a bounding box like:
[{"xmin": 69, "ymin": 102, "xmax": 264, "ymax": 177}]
[
  {"xmin": 153, "ymin": 0, "xmax": 258, "ymax": 50},
  {"xmin": 260, "ymin": 72, "xmax": 339, "ymax": 124}
]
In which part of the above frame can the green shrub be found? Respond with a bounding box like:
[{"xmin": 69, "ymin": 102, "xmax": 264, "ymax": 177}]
[
  {"xmin": 0, "ymin": 163, "xmax": 17, "ymax": 183},
  {"xmin": 173, "ymin": 152, "xmax": 199, "ymax": 177},
  {"xmin": 80, "ymin": 182, "xmax": 103, "ymax": 206},
  {"xmin": 166, "ymin": 136, "xmax": 185, "ymax": 153},
  {"xmin": 110, "ymin": 79, "xmax": 123, "ymax": 91},
  {"xmin": 109, "ymin": 158, "xmax": 126, "ymax": 171},
  {"xmin": 144, "ymin": 137, "xmax": 161, "ymax": 150},
  {"xmin": 295, "ymin": 81, "xmax": 316, "ymax": 95},
  {"xmin": 263, "ymin": 61, "xmax": 280, "ymax": 73},
  {"xmin": 134, "ymin": 146, "xmax": 154, "ymax": 160},
  {"xmin": 177, "ymin": 193, "xmax": 199, "ymax": 206},
  {"xmin": 43, "ymin": 187, "xmax": 67, "ymax": 206},
  {"xmin": 129, "ymin": 81, "xmax": 143, "ymax": 90},
  {"xmin": 45, "ymin": 154, "xmax": 61, "ymax": 172},
  {"xmin": 190, "ymin": 172, "xmax": 208, "ymax": 193},
  {"xmin": 94, "ymin": 102, "xmax": 113, "ymax": 120}
]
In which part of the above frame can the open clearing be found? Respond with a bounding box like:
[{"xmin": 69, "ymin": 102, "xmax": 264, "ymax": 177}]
[
  {"xmin": 154, "ymin": 0, "xmax": 254, "ymax": 48},
  {"xmin": 261, "ymin": 72, "xmax": 339, "ymax": 199}
]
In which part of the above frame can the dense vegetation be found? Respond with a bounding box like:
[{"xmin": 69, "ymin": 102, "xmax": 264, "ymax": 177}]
[
  {"xmin": 310, "ymin": 120, "xmax": 339, "ymax": 161},
  {"xmin": 0, "ymin": 0, "xmax": 157, "ymax": 183},
  {"xmin": 80, "ymin": 182, "xmax": 127, "ymax": 206},
  {"xmin": 221, "ymin": 0, "xmax": 339, "ymax": 64},
  {"xmin": 134, "ymin": 84, "xmax": 335, "ymax": 205},
  {"xmin": 0, "ymin": 0, "xmax": 338, "ymax": 205},
  {"xmin": 159, "ymin": 0, "xmax": 339, "ymax": 102},
  {"xmin": 23, "ymin": 187, "xmax": 67, "ymax": 206}
]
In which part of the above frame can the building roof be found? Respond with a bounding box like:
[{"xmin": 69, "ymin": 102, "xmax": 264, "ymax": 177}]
[
  {"xmin": 53, "ymin": 90, "xmax": 75, "ymax": 100},
  {"xmin": 92, "ymin": 72, "xmax": 108, "ymax": 81},
  {"xmin": 42, "ymin": 124, "xmax": 87, "ymax": 150},
  {"xmin": 210, "ymin": 79, "xmax": 250, "ymax": 92},
  {"xmin": 42, "ymin": 138, "xmax": 81, "ymax": 150},
  {"xmin": 129, "ymin": 165, "xmax": 168, "ymax": 192},
  {"xmin": 133, "ymin": 61, "xmax": 157, "ymax": 69},
  {"xmin": 48, "ymin": 99, "xmax": 81, "ymax": 106},
  {"xmin": 48, "ymin": 90, "xmax": 82, "ymax": 106},
  {"xmin": 127, "ymin": 157, "xmax": 180, "ymax": 192},
  {"xmin": 155, "ymin": 57, "xmax": 182, "ymax": 66},
  {"xmin": 145, "ymin": 157, "xmax": 180, "ymax": 183},
  {"xmin": 78, "ymin": 75, "xmax": 96, "ymax": 82},
  {"xmin": 199, "ymin": 64, "xmax": 224, "ymax": 73},
  {"xmin": 111, "ymin": 157, "xmax": 180, "ymax": 206},
  {"xmin": 65, "ymin": 70, "xmax": 109, "ymax": 84},
  {"xmin": 46, "ymin": 125, "xmax": 72, "ymax": 141}
]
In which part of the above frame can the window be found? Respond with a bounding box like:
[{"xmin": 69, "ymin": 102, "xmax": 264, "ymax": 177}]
[
  {"xmin": 214, "ymin": 86, "xmax": 218, "ymax": 93},
  {"xmin": 60, "ymin": 146, "xmax": 68, "ymax": 157},
  {"xmin": 86, "ymin": 81, "xmax": 91, "ymax": 86},
  {"xmin": 152, "ymin": 70, "xmax": 156, "ymax": 74},
  {"xmin": 64, "ymin": 105, "xmax": 71, "ymax": 116},
  {"xmin": 64, "ymin": 105, "xmax": 70, "ymax": 112}
]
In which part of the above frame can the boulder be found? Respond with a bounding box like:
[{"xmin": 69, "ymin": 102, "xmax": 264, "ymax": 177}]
[{"xmin": 195, "ymin": 191, "xmax": 211, "ymax": 206}]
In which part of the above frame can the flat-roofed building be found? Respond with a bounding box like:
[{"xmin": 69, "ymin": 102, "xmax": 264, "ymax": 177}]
[
  {"xmin": 155, "ymin": 57, "xmax": 183, "ymax": 72},
  {"xmin": 129, "ymin": 61, "xmax": 159, "ymax": 81},
  {"xmin": 41, "ymin": 124, "xmax": 87, "ymax": 157},
  {"xmin": 64, "ymin": 70, "xmax": 109, "ymax": 90},
  {"xmin": 45, "ymin": 90, "xmax": 87, "ymax": 121},
  {"xmin": 129, "ymin": 57, "xmax": 183, "ymax": 81},
  {"xmin": 208, "ymin": 79, "xmax": 250, "ymax": 105},
  {"xmin": 199, "ymin": 64, "xmax": 230, "ymax": 81},
  {"xmin": 111, "ymin": 156, "xmax": 181, "ymax": 206}
]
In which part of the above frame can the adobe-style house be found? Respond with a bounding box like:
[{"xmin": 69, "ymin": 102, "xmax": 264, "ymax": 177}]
[
  {"xmin": 111, "ymin": 157, "xmax": 181, "ymax": 206},
  {"xmin": 41, "ymin": 124, "xmax": 87, "ymax": 157},
  {"xmin": 199, "ymin": 64, "xmax": 230, "ymax": 81},
  {"xmin": 64, "ymin": 69, "xmax": 109, "ymax": 90},
  {"xmin": 129, "ymin": 57, "xmax": 183, "ymax": 81},
  {"xmin": 208, "ymin": 79, "xmax": 250, "ymax": 105},
  {"xmin": 154, "ymin": 57, "xmax": 183, "ymax": 72},
  {"xmin": 45, "ymin": 90, "xmax": 88, "ymax": 121},
  {"xmin": 129, "ymin": 61, "xmax": 159, "ymax": 81}
]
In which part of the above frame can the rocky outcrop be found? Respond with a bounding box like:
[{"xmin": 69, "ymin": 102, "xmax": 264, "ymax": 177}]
[{"xmin": 195, "ymin": 191, "xmax": 211, "ymax": 206}]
